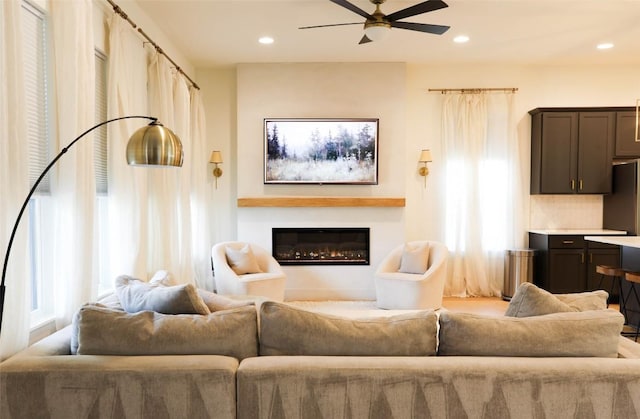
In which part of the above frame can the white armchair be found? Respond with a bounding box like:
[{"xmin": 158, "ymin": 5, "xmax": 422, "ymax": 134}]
[
  {"xmin": 375, "ymin": 241, "xmax": 449, "ymax": 310},
  {"xmin": 211, "ymin": 242, "xmax": 286, "ymax": 301}
]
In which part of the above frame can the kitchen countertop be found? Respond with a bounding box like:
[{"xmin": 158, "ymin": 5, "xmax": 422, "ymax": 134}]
[
  {"xmin": 585, "ymin": 236, "xmax": 640, "ymax": 249},
  {"xmin": 529, "ymin": 229, "xmax": 627, "ymax": 235}
]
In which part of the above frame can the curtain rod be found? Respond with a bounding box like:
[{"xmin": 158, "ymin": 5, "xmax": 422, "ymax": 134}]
[
  {"xmin": 428, "ymin": 87, "xmax": 518, "ymax": 94},
  {"xmin": 105, "ymin": 0, "xmax": 200, "ymax": 90}
]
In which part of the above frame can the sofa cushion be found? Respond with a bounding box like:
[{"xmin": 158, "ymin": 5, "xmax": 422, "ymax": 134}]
[
  {"xmin": 438, "ymin": 309, "xmax": 624, "ymax": 357},
  {"xmin": 259, "ymin": 301, "xmax": 438, "ymax": 356},
  {"xmin": 76, "ymin": 304, "xmax": 258, "ymax": 359},
  {"xmin": 504, "ymin": 282, "xmax": 575, "ymax": 317},
  {"xmin": 398, "ymin": 242, "xmax": 430, "ymax": 274},
  {"xmin": 115, "ymin": 275, "xmax": 210, "ymax": 315},
  {"xmin": 198, "ymin": 289, "xmax": 256, "ymax": 312},
  {"xmin": 226, "ymin": 244, "xmax": 262, "ymax": 275},
  {"xmin": 505, "ymin": 282, "xmax": 609, "ymax": 317},
  {"xmin": 555, "ymin": 290, "xmax": 609, "ymax": 311}
]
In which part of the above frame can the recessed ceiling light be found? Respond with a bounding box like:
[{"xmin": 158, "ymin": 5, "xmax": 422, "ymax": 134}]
[
  {"xmin": 597, "ymin": 43, "xmax": 614, "ymax": 50},
  {"xmin": 259, "ymin": 36, "xmax": 274, "ymax": 45},
  {"xmin": 453, "ymin": 35, "xmax": 469, "ymax": 43}
]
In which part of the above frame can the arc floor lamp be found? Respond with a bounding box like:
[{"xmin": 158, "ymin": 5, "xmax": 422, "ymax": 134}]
[{"xmin": 0, "ymin": 115, "xmax": 184, "ymax": 335}]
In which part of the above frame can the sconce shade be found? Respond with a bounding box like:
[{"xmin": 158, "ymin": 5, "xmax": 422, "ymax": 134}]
[
  {"xmin": 126, "ymin": 121, "xmax": 184, "ymax": 167},
  {"xmin": 209, "ymin": 150, "xmax": 223, "ymax": 164},
  {"xmin": 419, "ymin": 149, "xmax": 433, "ymax": 163}
]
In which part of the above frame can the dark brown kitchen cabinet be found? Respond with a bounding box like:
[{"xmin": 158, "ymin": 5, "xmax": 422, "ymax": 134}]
[
  {"xmin": 530, "ymin": 109, "xmax": 614, "ymax": 194},
  {"xmin": 614, "ymin": 110, "xmax": 640, "ymax": 158},
  {"xmin": 529, "ymin": 233, "xmax": 620, "ymax": 296}
]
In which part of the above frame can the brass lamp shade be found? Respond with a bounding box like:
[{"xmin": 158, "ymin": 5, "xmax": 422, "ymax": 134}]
[{"xmin": 126, "ymin": 121, "xmax": 184, "ymax": 167}]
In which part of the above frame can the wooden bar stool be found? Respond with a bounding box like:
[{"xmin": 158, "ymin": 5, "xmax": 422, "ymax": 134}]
[
  {"xmin": 623, "ymin": 271, "xmax": 640, "ymax": 342},
  {"xmin": 596, "ymin": 265, "xmax": 625, "ymax": 308}
]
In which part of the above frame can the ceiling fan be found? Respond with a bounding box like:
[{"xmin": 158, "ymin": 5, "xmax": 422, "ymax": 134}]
[{"xmin": 299, "ymin": 0, "xmax": 450, "ymax": 44}]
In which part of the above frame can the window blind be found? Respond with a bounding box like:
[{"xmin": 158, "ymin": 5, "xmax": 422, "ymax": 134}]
[
  {"xmin": 94, "ymin": 51, "xmax": 108, "ymax": 194},
  {"xmin": 22, "ymin": 1, "xmax": 49, "ymax": 193}
]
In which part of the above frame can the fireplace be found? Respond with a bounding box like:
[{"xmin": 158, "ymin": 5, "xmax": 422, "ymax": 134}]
[{"xmin": 272, "ymin": 228, "xmax": 370, "ymax": 265}]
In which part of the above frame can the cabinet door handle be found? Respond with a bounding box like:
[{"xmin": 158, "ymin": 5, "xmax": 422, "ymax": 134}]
[
  {"xmin": 563, "ymin": 240, "xmax": 574, "ymax": 244},
  {"xmin": 581, "ymin": 252, "xmax": 585, "ymax": 264},
  {"xmin": 589, "ymin": 253, "xmax": 593, "ymax": 263},
  {"xmin": 579, "ymin": 179, "xmax": 583, "ymax": 190},
  {"xmin": 571, "ymin": 180, "xmax": 576, "ymax": 190}
]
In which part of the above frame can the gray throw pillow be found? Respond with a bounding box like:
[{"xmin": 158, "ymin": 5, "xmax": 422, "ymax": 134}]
[
  {"xmin": 198, "ymin": 289, "xmax": 255, "ymax": 312},
  {"xmin": 555, "ymin": 290, "xmax": 609, "ymax": 311},
  {"xmin": 115, "ymin": 275, "xmax": 210, "ymax": 315},
  {"xmin": 76, "ymin": 304, "xmax": 258, "ymax": 359},
  {"xmin": 259, "ymin": 301, "xmax": 438, "ymax": 356},
  {"xmin": 505, "ymin": 282, "xmax": 574, "ymax": 317},
  {"xmin": 438, "ymin": 309, "xmax": 624, "ymax": 358}
]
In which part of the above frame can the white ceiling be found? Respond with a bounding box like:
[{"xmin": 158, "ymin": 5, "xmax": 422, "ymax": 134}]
[{"xmin": 133, "ymin": 0, "xmax": 640, "ymax": 68}]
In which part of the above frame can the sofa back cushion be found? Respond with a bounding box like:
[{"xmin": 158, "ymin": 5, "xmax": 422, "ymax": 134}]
[
  {"xmin": 438, "ymin": 309, "xmax": 624, "ymax": 357},
  {"xmin": 76, "ymin": 304, "xmax": 257, "ymax": 360},
  {"xmin": 259, "ymin": 301, "xmax": 438, "ymax": 356}
]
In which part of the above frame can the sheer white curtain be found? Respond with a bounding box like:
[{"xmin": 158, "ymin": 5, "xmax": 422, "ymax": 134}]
[
  {"xmin": 0, "ymin": 0, "xmax": 31, "ymax": 358},
  {"xmin": 50, "ymin": 0, "xmax": 97, "ymax": 326},
  {"xmin": 106, "ymin": 15, "xmax": 149, "ymax": 281},
  {"xmin": 190, "ymin": 88, "xmax": 214, "ymax": 290},
  {"xmin": 146, "ymin": 51, "xmax": 195, "ymax": 282},
  {"xmin": 441, "ymin": 92, "xmax": 522, "ymax": 297}
]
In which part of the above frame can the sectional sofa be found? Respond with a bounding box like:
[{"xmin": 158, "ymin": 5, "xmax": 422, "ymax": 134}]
[{"xmin": 1, "ymin": 280, "xmax": 640, "ymax": 419}]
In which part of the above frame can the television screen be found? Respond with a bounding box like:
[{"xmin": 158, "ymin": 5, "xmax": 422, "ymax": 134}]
[{"xmin": 264, "ymin": 118, "xmax": 378, "ymax": 184}]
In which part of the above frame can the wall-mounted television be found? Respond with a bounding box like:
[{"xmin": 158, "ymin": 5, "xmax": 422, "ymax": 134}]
[{"xmin": 264, "ymin": 118, "xmax": 379, "ymax": 185}]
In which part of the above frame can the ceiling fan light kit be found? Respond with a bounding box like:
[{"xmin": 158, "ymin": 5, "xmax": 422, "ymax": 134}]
[{"xmin": 300, "ymin": 0, "xmax": 450, "ymax": 44}]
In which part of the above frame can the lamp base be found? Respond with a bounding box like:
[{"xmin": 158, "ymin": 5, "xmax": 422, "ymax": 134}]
[{"xmin": 418, "ymin": 166, "xmax": 429, "ymax": 176}]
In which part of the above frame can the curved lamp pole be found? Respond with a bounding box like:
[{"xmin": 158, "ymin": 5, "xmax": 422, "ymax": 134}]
[{"xmin": 0, "ymin": 115, "xmax": 183, "ymax": 335}]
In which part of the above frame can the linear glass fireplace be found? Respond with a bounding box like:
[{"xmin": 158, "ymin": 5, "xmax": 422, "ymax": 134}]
[{"xmin": 272, "ymin": 227, "xmax": 370, "ymax": 265}]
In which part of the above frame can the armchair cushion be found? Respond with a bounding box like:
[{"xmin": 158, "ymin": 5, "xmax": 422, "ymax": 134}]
[
  {"xmin": 398, "ymin": 242, "xmax": 430, "ymax": 274},
  {"xmin": 226, "ymin": 244, "xmax": 262, "ymax": 275},
  {"xmin": 115, "ymin": 275, "xmax": 210, "ymax": 315}
]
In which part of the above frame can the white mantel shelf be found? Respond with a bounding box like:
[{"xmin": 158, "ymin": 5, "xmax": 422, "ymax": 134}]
[{"xmin": 237, "ymin": 197, "xmax": 406, "ymax": 208}]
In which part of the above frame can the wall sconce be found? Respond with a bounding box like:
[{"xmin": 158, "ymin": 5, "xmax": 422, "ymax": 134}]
[
  {"xmin": 418, "ymin": 149, "xmax": 432, "ymax": 188},
  {"xmin": 209, "ymin": 150, "xmax": 223, "ymax": 189}
]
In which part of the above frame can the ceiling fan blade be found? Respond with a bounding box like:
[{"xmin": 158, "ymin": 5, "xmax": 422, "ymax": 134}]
[
  {"xmin": 330, "ymin": 0, "xmax": 373, "ymax": 19},
  {"xmin": 359, "ymin": 34, "xmax": 372, "ymax": 44},
  {"xmin": 386, "ymin": 0, "xmax": 448, "ymax": 22},
  {"xmin": 299, "ymin": 22, "xmax": 362, "ymax": 29},
  {"xmin": 390, "ymin": 21, "xmax": 450, "ymax": 35}
]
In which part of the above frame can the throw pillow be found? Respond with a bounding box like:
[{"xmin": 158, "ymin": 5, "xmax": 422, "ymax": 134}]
[
  {"xmin": 259, "ymin": 301, "xmax": 438, "ymax": 356},
  {"xmin": 226, "ymin": 244, "xmax": 262, "ymax": 275},
  {"xmin": 438, "ymin": 309, "xmax": 624, "ymax": 358},
  {"xmin": 76, "ymin": 304, "xmax": 258, "ymax": 359},
  {"xmin": 398, "ymin": 242, "xmax": 430, "ymax": 274},
  {"xmin": 504, "ymin": 282, "xmax": 574, "ymax": 317},
  {"xmin": 555, "ymin": 290, "xmax": 609, "ymax": 311},
  {"xmin": 115, "ymin": 275, "xmax": 210, "ymax": 315},
  {"xmin": 198, "ymin": 289, "xmax": 255, "ymax": 312},
  {"xmin": 149, "ymin": 269, "xmax": 177, "ymax": 286}
]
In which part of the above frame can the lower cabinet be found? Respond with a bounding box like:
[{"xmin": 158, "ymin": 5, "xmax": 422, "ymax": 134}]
[{"xmin": 529, "ymin": 233, "xmax": 621, "ymax": 299}]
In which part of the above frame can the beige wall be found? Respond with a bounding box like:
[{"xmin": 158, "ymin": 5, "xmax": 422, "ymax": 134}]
[{"xmin": 198, "ymin": 62, "xmax": 640, "ymax": 295}]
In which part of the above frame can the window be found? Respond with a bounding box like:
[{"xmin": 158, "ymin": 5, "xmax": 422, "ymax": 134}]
[
  {"xmin": 95, "ymin": 50, "xmax": 111, "ymax": 294},
  {"xmin": 22, "ymin": 0, "xmax": 51, "ymax": 323}
]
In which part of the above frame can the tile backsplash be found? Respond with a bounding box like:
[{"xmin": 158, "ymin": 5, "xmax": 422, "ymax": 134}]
[{"xmin": 529, "ymin": 195, "xmax": 603, "ymax": 229}]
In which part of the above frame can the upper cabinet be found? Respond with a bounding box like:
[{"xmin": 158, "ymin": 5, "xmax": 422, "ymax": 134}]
[
  {"xmin": 530, "ymin": 108, "xmax": 614, "ymax": 194},
  {"xmin": 615, "ymin": 110, "xmax": 640, "ymax": 158},
  {"xmin": 530, "ymin": 107, "xmax": 640, "ymax": 195}
]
